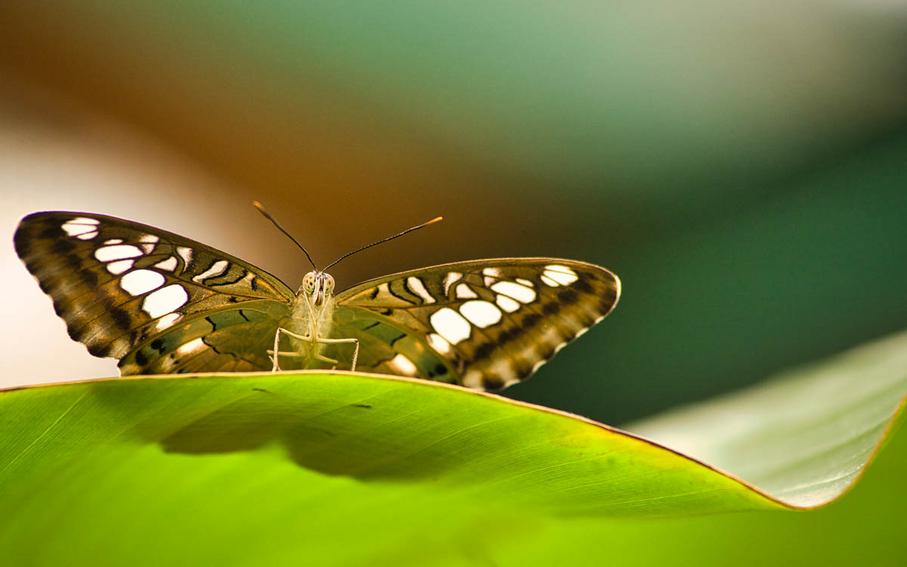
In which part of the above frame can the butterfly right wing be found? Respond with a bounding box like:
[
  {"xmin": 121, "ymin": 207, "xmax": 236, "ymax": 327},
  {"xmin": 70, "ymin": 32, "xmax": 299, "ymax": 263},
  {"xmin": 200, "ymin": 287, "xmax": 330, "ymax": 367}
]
[
  {"xmin": 15, "ymin": 211, "xmax": 295, "ymax": 375},
  {"xmin": 332, "ymin": 258, "xmax": 620, "ymax": 390}
]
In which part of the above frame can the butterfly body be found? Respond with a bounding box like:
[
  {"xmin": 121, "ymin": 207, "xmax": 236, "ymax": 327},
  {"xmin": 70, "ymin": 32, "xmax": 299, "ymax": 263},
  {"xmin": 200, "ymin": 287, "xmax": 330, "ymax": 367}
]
[
  {"xmin": 15, "ymin": 211, "xmax": 620, "ymax": 391},
  {"xmin": 276, "ymin": 271, "xmax": 341, "ymax": 369}
]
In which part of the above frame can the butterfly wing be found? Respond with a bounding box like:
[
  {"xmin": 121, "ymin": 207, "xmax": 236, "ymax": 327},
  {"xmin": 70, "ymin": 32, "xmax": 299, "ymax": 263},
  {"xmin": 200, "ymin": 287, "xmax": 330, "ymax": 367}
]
[
  {"xmin": 14, "ymin": 211, "xmax": 295, "ymax": 374},
  {"xmin": 116, "ymin": 299, "xmax": 289, "ymax": 374},
  {"xmin": 330, "ymin": 259, "xmax": 620, "ymax": 390}
]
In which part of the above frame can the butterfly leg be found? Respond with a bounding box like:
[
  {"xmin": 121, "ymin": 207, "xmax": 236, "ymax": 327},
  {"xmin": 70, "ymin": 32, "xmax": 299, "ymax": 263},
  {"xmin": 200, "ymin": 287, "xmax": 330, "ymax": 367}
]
[
  {"xmin": 268, "ymin": 327, "xmax": 314, "ymax": 371},
  {"xmin": 314, "ymin": 337, "xmax": 360, "ymax": 372},
  {"xmin": 268, "ymin": 329, "xmax": 359, "ymax": 371},
  {"xmin": 269, "ymin": 328, "xmax": 283, "ymax": 371}
]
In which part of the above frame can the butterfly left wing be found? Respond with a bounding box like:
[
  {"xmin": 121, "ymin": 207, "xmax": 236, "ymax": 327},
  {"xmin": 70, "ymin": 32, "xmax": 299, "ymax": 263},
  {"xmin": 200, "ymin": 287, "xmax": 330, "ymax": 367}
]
[
  {"xmin": 116, "ymin": 298, "xmax": 290, "ymax": 374},
  {"xmin": 14, "ymin": 211, "xmax": 295, "ymax": 374},
  {"xmin": 330, "ymin": 259, "xmax": 620, "ymax": 390}
]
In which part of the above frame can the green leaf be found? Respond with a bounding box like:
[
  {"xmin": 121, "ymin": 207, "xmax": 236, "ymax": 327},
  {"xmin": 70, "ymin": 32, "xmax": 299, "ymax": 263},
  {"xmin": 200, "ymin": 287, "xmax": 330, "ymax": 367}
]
[
  {"xmin": 1, "ymin": 330, "xmax": 906, "ymax": 565},
  {"xmin": 626, "ymin": 329, "xmax": 907, "ymax": 508}
]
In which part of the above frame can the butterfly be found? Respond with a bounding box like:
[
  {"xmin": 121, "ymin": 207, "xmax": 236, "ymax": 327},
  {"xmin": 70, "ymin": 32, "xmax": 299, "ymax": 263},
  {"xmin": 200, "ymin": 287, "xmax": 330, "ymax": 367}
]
[{"xmin": 14, "ymin": 209, "xmax": 620, "ymax": 391}]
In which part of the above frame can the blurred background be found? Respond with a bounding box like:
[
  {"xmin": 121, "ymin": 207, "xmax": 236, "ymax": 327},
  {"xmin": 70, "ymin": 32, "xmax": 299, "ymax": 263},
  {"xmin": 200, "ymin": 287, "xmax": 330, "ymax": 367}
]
[{"xmin": 1, "ymin": 1, "xmax": 906, "ymax": 427}]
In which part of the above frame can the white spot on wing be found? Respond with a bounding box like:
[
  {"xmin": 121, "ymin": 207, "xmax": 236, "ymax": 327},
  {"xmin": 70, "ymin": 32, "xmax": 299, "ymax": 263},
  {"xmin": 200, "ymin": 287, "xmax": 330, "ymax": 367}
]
[
  {"xmin": 120, "ymin": 269, "xmax": 165, "ymax": 296},
  {"xmin": 406, "ymin": 276, "xmax": 436, "ymax": 304},
  {"xmin": 177, "ymin": 246, "xmax": 193, "ymax": 266},
  {"xmin": 428, "ymin": 333, "xmax": 452, "ymax": 355},
  {"xmin": 516, "ymin": 278, "xmax": 534, "ymax": 287},
  {"xmin": 154, "ymin": 312, "xmax": 182, "ymax": 331},
  {"xmin": 61, "ymin": 217, "xmax": 99, "ymax": 238},
  {"xmin": 495, "ymin": 294, "xmax": 520, "ymax": 313},
  {"xmin": 154, "ymin": 256, "xmax": 178, "ymax": 272},
  {"xmin": 193, "ymin": 259, "xmax": 230, "ymax": 283},
  {"xmin": 106, "ymin": 259, "xmax": 134, "ymax": 275},
  {"xmin": 430, "ymin": 307, "xmax": 471, "ymax": 344},
  {"xmin": 455, "ymin": 283, "xmax": 478, "ymax": 299},
  {"xmin": 463, "ymin": 370, "xmax": 483, "ymax": 389},
  {"xmin": 103, "ymin": 239, "xmax": 123, "ymax": 245},
  {"xmin": 490, "ymin": 281, "xmax": 536, "ymax": 303},
  {"xmin": 443, "ymin": 272, "xmax": 462, "ymax": 294},
  {"xmin": 143, "ymin": 284, "xmax": 189, "ymax": 318},
  {"xmin": 459, "ymin": 300, "xmax": 502, "ymax": 328},
  {"xmin": 487, "ymin": 358, "xmax": 517, "ymax": 384},
  {"xmin": 388, "ymin": 354, "xmax": 419, "ymax": 376},
  {"xmin": 139, "ymin": 235, "xmax": 159, "ymax": 254},
  {"xmin": 95, "ymin": 244, "xmax": 143, "ymax": 262},
  {"xmin": 482, "ymin": 267, "xmax": 502, "ymax": 286},
  {"xmin": 543, "ymin": 265, "xmax": 579, "ymax": 286},
  {"xmin": 176, "ymin": 337, "xmax": 205, "ymax": 356}
]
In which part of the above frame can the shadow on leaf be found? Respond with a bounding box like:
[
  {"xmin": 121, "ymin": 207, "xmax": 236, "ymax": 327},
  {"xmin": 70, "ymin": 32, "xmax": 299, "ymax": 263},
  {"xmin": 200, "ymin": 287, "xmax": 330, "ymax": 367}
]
[{"xmin": 101, "ymin": 384, "xmax": 462, "ymax": 481}]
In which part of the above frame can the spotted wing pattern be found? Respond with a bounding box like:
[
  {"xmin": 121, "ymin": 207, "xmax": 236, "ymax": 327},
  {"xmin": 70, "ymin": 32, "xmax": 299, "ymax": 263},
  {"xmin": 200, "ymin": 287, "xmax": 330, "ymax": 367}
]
[
  {"xmin": 14, "ymin": 211, "xmax": 294, "ymax": 374},
  {"xmin": 331, "ymin": 259, "xmax": 620, "ymax": 390}
]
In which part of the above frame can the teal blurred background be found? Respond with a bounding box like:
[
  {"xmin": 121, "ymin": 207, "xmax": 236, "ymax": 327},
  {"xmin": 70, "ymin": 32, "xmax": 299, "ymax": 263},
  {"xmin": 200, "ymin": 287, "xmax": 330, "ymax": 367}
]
[{"xmin": 1, "ymin": 1, "xmax": 906, "ymax": 564}]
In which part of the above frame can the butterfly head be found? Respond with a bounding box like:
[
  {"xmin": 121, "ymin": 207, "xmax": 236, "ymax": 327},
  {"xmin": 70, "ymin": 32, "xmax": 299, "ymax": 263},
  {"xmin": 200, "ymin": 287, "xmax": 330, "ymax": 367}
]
[
  {"xmin": 253, "ymin": 201, "xmax": 440, "ymax": 308},
  {"xmin": 300, "ymin": 271, "xmax": 335, "ymax": 306}
]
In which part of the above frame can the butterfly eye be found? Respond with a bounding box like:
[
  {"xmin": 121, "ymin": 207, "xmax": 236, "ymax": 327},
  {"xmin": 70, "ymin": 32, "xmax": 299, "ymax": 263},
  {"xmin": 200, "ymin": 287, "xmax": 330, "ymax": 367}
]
[
  {"xmin": 302, "ymin": 272, "xmax": 316, "ymax": 293},
  {"xmin": 324, "ymin": 275, "xmax": 335, "ymax": 293}
]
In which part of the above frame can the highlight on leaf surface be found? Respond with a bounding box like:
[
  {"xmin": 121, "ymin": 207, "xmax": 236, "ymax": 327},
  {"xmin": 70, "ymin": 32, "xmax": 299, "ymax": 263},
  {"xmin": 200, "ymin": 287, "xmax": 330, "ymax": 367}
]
[{"xmin": 626, "ymin": 329, "xmax": 907, "ymax": 508}]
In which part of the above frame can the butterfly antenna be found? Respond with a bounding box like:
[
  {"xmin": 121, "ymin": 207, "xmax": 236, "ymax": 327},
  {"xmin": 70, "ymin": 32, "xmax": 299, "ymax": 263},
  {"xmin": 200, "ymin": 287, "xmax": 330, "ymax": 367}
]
[
  {"xmin": 322, "ymin": 216, "xmax": 443, "ymax": 272},
  {"xmin": 252, "ymin": 201, "xmax": 318, "ymax": 271}
]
